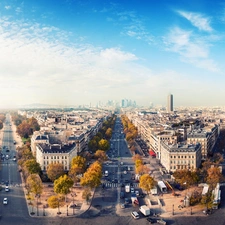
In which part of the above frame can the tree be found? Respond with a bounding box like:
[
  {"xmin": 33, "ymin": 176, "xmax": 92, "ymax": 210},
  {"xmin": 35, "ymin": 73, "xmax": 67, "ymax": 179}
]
[
  {"xmin": 88, "ymin": 161, "xmax": 102, "ymax": 175},
  {"xmin": 71, "ymin": 156, "xmax": 86, "ymax": 172},
  {"xmin": 54, "ymin": 175, "xmax": 74, "ymax": 198},
  {"xmin": 136, "ymin": 164, "xmax": 150, "ymax": 175},
  {"xmin": 132, "ymin": 154, "xmax": 142, "ymax": 162},
  {"xmin": 47, "ymin": 163, "xmax": 65, "ymax": 182},
  {"xmin": 139, "ymin": 174, "xmax": 156, "ymax": 194},
  {"xmin": 98, "ymin": 139, "xmax": 109, "ymax": 151},
  {"xmin": 206, "ymin": 166, "xmax": 224, "ymax": 189},
  {"xmin": 68, "ymin": 164, "xmax": 83, "ymax": 184},
  {"xmin": 24, "ymin": 159, "xmax": 41, "ymax": 174},
  {"xmin": 82, "ymin": 188, "xmax": 92, "ymax": 204},
  {"xmin": 47, "ymin": 195, "xmax": 64, "ymax": 209},
  {"xmin": 80, "ymin": 169, "xmax": 102, "ymax": 189},
  {"xmin": 105, "ymin": 128, "xmax": 112, "ymax": 139},
  {"xmin": 95, "ymin": 150, "xmax": 108, "ymax": 162},
  {"xmin": 26, "ymin": 174, "xmax": 43, "ymax": 196}
]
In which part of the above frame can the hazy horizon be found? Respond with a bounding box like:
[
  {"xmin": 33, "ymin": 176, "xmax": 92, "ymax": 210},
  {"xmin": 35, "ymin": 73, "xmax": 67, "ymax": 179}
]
[{"xmin": 0, "ymin": 0, "xmax": 225, "ymax": 108}]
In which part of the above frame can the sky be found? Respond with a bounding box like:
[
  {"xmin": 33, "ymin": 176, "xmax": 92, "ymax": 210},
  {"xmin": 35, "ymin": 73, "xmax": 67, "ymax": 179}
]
[{"xmin": 0, "ymin": 0, "xmax": 225, "ymax": 108}]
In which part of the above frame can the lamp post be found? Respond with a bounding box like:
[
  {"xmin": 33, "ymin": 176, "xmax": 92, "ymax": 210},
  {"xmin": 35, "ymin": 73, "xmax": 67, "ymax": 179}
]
[
  {"xmin": 71, "ymin": 193, "xmax": 75, "ymax": 215},
  {"xmin": 190, "ymin": 207, "xmax": 192, "ymax": 215},
  {"xmin": 36, "ymin": 194, "xmax": 40, "ymax": 216},
  {"xmin": 43, "ymin": 205, "xmax": 45, "ymax": 216},
  {"xmin": 172, "ymin": 204, "xmax": 174, "ymax": 215},
  {"xmin": 67, "ymin": 205, "xmax": 68, "ymax": 216}
]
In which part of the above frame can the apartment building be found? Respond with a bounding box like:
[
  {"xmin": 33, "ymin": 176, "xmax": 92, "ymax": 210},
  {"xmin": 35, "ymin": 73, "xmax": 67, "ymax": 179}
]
[
  {"xmin": 187, "ymin": 124, "xmax": 219, "ymax": 159},
  {"xmin": 36, "ymin": 143, "xmax": 77, "ymax": 171},
  {"xmin": 160, "ymin": 142, "xmax": 202, "ymax": 173}
]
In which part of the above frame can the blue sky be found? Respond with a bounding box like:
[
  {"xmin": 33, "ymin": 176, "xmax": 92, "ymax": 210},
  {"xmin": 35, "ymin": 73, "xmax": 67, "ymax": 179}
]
[{"xmin": 0, "ymin": 0, "xmax": 225, "ymax": 108}]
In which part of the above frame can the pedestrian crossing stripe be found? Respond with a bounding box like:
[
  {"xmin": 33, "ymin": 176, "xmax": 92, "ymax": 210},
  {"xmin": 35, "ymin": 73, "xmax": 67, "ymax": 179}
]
[{"xmin": 102, "ymin": 182, "xmax": 139, "ymax": 188}]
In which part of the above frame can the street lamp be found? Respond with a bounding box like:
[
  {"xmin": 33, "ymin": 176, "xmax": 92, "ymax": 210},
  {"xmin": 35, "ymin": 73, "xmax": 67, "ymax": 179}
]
[
  {"xmin": 190, "ymin": 207, "xmax": 192, "ymax": 215},
  {"xmin": 35, "ymin": 194, "xmax": 40, "ymax": 216},
  {"xmin": 67, "ymin": 205, "xmax": 68, "ymax": 216},
  {"xmin": 43, "ymin": 205, "xmax": 45, "ymax": 216},
  {"xmin": 172, "ymin": 204, "xmax": 174, "ymax": 215},
  {"xmin": 71, "ymin": 193, "xmax": 75, "ymax": 215}
]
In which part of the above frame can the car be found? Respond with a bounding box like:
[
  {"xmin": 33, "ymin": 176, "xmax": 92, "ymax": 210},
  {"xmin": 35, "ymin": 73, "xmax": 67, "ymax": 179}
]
[
  {"xmin": 120, "ymin": 203, "xmax": 125, "ymax": 209},
  {"xmin": 3, "ymin": 198, "xmax": 8, "ymax": 205},
  {"xmin": 131, "ymin": 211, "xmax": 140, "ymax": 219},
  {"xmin": 156, "ymin": 219, "xmax": 167, "ymax": 225},
  {"xmin": 135, "ymin": 190, "xmax": 139, "ymax": 196},
  {"xmin": 147, "ymin": 217, "xmax": 156, "ymax": 223},
  {"xmin": 5, "ymin": 186, "xmax": 9, "ymax": 192},
  {"xmin": 124, "ymin": 171, "xmax": 127, "ymax": 174},
  {"xmin": 125, "ymin": 198, "xmax": 130, "ymax": 204},
  {"xmin": 131, "ymin": 187, "xmax": 135, "ymax": 193}
]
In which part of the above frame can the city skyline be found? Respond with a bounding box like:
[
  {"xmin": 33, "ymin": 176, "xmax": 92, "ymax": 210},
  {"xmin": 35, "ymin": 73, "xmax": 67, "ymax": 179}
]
[{"xmin": 0, "ymin": 0, "xmax": 225, "ymax": 108}]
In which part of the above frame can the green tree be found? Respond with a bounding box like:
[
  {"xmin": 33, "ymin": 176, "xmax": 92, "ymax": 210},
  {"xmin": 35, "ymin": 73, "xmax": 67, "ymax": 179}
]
[
  {"xmin": 47, "ymin": 163, "xmax": 65, "ymax": 182},
  {"xmin": 139, "ymin": 174, "xmax": 156, "ymax": 194},
  {"xmin": 24, "ymin": 159, "xmax": 41, "ymax": 174},
  {"xmin": 54, "ymin": 175, "xmax": 74, "ymax": 198}
]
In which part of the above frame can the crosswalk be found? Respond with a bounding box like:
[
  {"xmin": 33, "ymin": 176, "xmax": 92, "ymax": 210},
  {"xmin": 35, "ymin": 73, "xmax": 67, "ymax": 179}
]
[{"xmin": 102, "ymin": 182, "xmax": 139, "ymax": 188}]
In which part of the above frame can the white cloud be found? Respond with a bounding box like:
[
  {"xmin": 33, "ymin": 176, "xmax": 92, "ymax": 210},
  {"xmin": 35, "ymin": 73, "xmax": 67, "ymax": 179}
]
[
  {"xmin": 5, "ymin": 6, "xmax": 11, "ymax": 10},
  {"xmin": 177, "ymin": 10, "xmax": 213, "ymax": 32},
  {"xmin": 164, "ymin": 27, "xmax": 219, "ymax": 72},
  {"xmin": 0, "ymin": 17, "xmax": 144, "ymax": 106}
]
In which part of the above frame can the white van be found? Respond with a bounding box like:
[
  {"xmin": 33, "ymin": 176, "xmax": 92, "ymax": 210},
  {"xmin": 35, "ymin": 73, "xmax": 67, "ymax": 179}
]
[{"xmin": 105, "ymin": 171, "xmax": 108, "ymax": 177}]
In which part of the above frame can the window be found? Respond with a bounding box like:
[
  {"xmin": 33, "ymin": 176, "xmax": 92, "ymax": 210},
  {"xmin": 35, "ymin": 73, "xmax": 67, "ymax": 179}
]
[
  {"xmin": 171, "ymin": 161, "xmax": 173, "ymax": 164},
  {"xmin": 174, "ymin": 166, "xmax": 176, "ymax": 169},
  {"xmin": 62, "ymin": 156, "xmax": 64, "ymax": 159},
  {"xmin": 171, "ymin": 156, "xmax": 173, "ymax": 158}
]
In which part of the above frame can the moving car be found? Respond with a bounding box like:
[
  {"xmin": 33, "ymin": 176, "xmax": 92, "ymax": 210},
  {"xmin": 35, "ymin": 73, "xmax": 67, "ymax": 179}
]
[
  {"xmin": 3, "ymin": 198, "xmax": 8, "ymax": 205},
  {"xmin": 5, "ymin": 186, "xmax": 9, "ymax": 192}
]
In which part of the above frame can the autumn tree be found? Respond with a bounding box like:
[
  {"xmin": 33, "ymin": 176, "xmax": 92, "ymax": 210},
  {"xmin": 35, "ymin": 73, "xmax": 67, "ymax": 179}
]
[
  {"xmin": 26, "ymin": 174, "xmax": 43, "ymax": 196},
  {"xmin": 173, "ymin": 169, "xmax": 200, "ymax": 189},
  {"xmin": 95, "ymin": 150, "xmax": 108, "ymax": 162},
  {"xmin": 132, "ymin": 154, "xmax": 142, "ymax": 162},
  {"xmin": 68, "ymin": 164, "xmax": 83, "ymax": 184},
  {"xmin": 105, "ymin": 128, "xmax": 112, "ymax": 139},
  {"xmin": 47, "ymin": 195, "xmax": 64, "ymax": 209},
  {"xmin": 206, "ymin": 166, "xmax": 224, "ymax": 189},
  {"xmin": 71, "ymin": 156, "xmax": 86, "ymax": 172},
  {"xmin": 47, "ymin": 163, "xmax": 65, "ymax": 182},
  {"xmin": 139, "ymin": 174, "xmax": 156, "ymax": 194},
  {"xmin": 98, "ymin": 139, "xmax": 110, "ymax": 151},
  {"xmin": 80, "ymin": 161, "xmax": 102, "ymax": 188},
  {"xmin": 54, "ymin": 175, "xmax": 74, "ymax": 201},
  {"xmin": 136, "ymin": 164, "xmax": 150, "ymax": 175}
]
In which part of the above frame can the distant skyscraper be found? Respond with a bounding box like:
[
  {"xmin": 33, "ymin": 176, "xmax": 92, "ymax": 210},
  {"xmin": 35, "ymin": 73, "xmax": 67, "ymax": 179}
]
[{"xmin": 167, "ymin": 94, "xmax": 173, "ymax": 112}]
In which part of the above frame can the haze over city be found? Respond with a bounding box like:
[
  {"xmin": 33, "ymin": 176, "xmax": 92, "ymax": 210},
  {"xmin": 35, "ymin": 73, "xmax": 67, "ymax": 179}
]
[{"xmin": 0, "ymin": 0, "xmax": 225, "ymax": 108}]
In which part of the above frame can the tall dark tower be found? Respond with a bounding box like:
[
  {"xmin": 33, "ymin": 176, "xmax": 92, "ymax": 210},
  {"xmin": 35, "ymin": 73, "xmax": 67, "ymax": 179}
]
[{"xmin": 167, "ymin": 94, "xmax": 173, "ymax": 112}]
